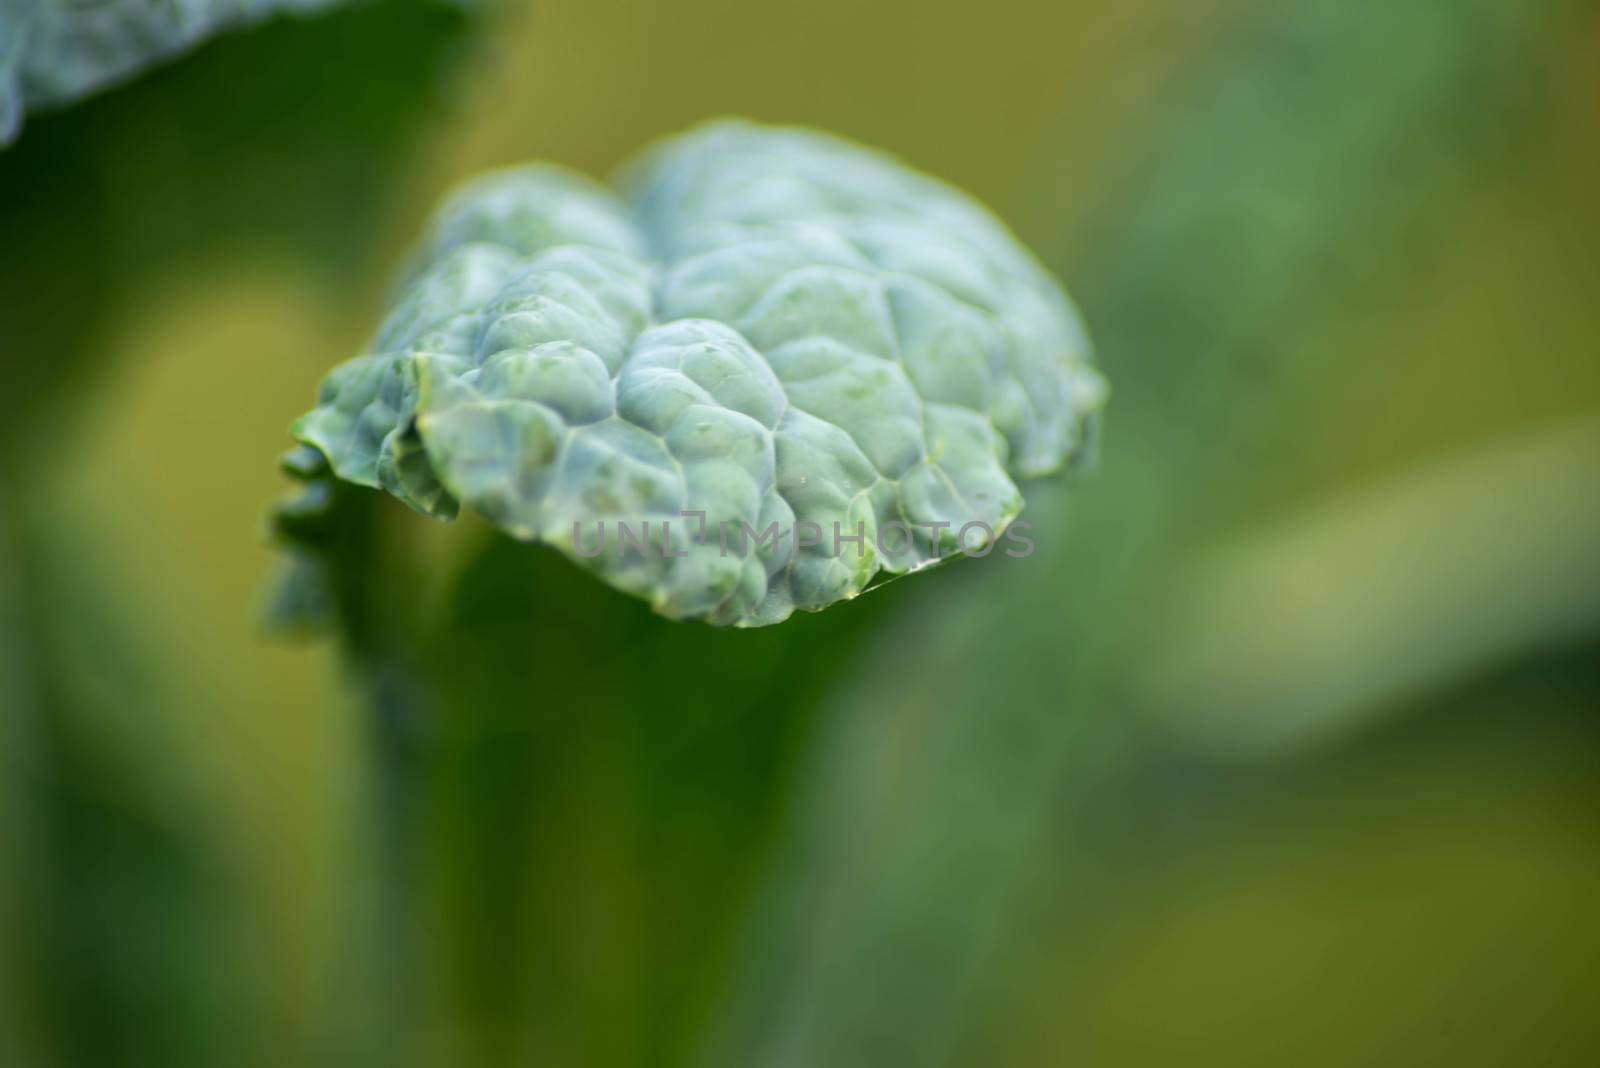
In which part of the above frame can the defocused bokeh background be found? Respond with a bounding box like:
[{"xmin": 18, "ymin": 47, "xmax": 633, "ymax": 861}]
[{"xmin": 2, "ymin": 1, "xmax": 1597, "ymax": 1065}]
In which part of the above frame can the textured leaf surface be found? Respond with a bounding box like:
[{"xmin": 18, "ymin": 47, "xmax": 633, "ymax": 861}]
[
  {"xmin": 1, "ymin": 0, "xmax": 341, "ymax": 144},
  {"xmin": 289, "ymin": 121, "xmax": 1104, "ymax": 626}
]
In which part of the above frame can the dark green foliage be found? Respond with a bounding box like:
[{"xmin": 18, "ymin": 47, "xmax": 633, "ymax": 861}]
[
  {"xmin": 0, "ymin": 4, "xmax": 474, "ymax": 1063},
  {"xmin": 0, "ymin": 0, "xmax": 473, "ymax": 444}
]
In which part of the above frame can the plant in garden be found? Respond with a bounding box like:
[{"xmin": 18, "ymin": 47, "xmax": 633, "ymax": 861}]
[
  {"xmin": 277, "ymin": 120, "xmax": 1106, "ymax": 627},
  {"xmin": 263, "ymin": 120, "xmax": 1107, "ymax": 1060}
]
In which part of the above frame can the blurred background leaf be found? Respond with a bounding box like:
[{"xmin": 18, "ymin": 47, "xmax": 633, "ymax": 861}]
[
  {"xmin": 700, "ymin": 4, "xmax": 1600, "ymax": 1065},
  {"xmin": 1, "ymin": 2, "xmax": 476, "ymax": 1064},
  {"xmin": 0, "ymin": 0, "xmax": 475, "ymax": 436}
]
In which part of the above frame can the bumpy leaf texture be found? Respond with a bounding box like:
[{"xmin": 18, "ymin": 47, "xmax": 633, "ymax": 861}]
[
  {"xmin": 286, "ymin": 121, "xmax": 1105, "ymax": 627},
  {"xmin": 0, "ymin": 0, "xmax": 341, "ymax": 143}
]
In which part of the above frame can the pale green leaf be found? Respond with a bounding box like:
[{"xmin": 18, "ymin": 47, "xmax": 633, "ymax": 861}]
[{"xmin": 288, "ymin": 121, "xmax": 1105, "ymax": 626}]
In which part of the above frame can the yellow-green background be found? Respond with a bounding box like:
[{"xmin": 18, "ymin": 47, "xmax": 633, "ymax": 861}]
[{"xmin": 2, "ymin": 1, "xmax": 1597, "ymax": 1065}]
